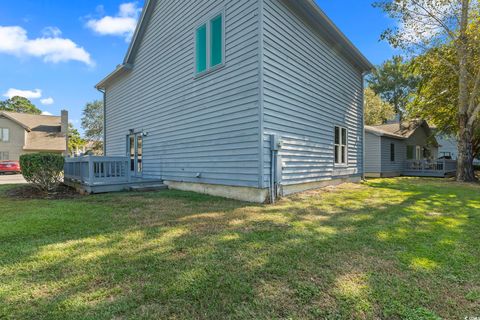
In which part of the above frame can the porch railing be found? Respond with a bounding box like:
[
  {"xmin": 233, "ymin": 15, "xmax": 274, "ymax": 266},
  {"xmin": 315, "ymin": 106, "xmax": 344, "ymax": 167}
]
[
  {"xmin": 405, "ymin": 159, "xmax": 457, "ymax": 174},
  {"xmin": 64, "ymin": 156, "xmax": 130, "ymax": 186}
]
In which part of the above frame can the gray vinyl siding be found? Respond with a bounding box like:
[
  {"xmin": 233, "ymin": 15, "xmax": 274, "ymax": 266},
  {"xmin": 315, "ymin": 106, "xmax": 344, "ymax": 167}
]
[
  {"xmin": 261, "ymin": 0, "xmax": 364, "ymax": 186},
  {"xmin": 105, "ymin": 0, "xmax": 261, "ymax": 187},
  {"xmin": 405, "ymin": 126, "xmax": 438, "ymax": 159},
  {"xmin": 365, "ymin": 132, "xmax": 381, "ymax": 173},
  {"xmin": 380, "ymin": 137, "xmax": 406, "ymax": 174}
]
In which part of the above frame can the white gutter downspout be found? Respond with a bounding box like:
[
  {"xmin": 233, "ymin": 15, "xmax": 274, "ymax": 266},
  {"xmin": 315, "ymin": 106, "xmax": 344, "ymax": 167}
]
[
  {"xmin": 96, "ymin": 88, "xmax": 107, "ymax": 156},
  {"xmin": 361, "ymin": 71, "xmax": 370, "ymax": 181}
]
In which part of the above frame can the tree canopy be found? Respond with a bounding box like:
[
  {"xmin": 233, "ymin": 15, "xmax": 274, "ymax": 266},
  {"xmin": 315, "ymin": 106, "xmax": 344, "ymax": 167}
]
[
  {"xmin": 364, "ymin": 88, "xmax": 396, "ymax": 126},
  {"xmin": 81, "ymin": 100, "xmax": 104, "ymax": 153},
  {"xmin": 366, "ymin": 56, "xmax": 420, "ymax": 118},
  {"xmin": 68, "ymin": 123, "xmax": 86, "ymax": 156},
  {"xmin": 374, "ymin": 0, "xmax": 480, "ymax": 181},
  {"xmin": 0, "ymin": 96, "xmax": 42, "ymax": 115}
]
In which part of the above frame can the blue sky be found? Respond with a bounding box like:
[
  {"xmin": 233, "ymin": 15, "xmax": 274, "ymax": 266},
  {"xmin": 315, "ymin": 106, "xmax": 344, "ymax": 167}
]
[{"xmin": 0, "ymin": 1, "xmax": 396, "ymax": 133}]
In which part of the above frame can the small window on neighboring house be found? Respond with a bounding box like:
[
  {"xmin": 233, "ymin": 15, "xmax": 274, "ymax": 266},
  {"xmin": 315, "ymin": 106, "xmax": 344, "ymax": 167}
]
[
  {"xmin": 407, "ymin": 145, "xmax": 414, "ymax": 160},
  {"xmin": 390, "ymin": 143, "xmax": 395, "ymax": 162},
  {"xmin": 334, "ymin": 126, "xmax": 348, "ymax": 165},
  {"xmin": 195, "ymin": 13, "xmax": 224, "ymax": 75},
  {"xmin": 0, "ymin": 128, "xmax": 9, "ymax": 142}
]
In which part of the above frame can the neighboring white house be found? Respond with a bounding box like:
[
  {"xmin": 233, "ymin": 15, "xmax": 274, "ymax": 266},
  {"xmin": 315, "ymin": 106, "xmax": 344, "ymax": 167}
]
[
  {"xmin": 435, "ymin": 132, "xmax": 480, "ymax": 165},
  {"xmin": 93, "ymin": 0, "xmax": 373, "ymax": 202}
]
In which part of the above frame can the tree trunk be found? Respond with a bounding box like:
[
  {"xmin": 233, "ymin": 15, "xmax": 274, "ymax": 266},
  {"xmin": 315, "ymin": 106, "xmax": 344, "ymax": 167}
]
[
  {"xmin": 457, "ymin": 122, "xmax": 476, "ymax": 181},
  {"xmin": 456, "ymin": 0, "xmax": 476, "ymax": 181}
]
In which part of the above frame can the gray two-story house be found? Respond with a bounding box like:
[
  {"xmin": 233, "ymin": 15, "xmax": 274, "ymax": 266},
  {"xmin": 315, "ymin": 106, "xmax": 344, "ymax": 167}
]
[{"xmin": 95, "ymin": 0, "xmax": 373, "ymax": 202}]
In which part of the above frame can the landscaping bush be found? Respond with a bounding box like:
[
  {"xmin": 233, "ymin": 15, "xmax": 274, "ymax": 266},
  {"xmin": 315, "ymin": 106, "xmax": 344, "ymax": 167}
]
[{"xmin": 20, "ymin": 153, "xmax": 65, "ymax": 192}]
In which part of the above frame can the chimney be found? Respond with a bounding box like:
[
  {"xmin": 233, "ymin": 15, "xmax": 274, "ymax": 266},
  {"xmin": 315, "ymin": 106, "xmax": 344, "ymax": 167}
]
[
  {"xmin": 61, "ymin": 110, "xmax": 68, "ymax": 155},
  {"xmin": 61, "ymin": 110, "xmax": 68, "ymax": 133}
]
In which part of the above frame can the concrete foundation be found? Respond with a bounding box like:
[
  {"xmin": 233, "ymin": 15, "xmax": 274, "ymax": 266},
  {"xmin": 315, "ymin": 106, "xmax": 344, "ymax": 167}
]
[
  {"xmin": 166, "ymin": 176, "xmax": 362, "ymax": 203},
  {"xmin": 164, "ymin": 181, "xmax": 270, "ymax": 203},
  {"xmin": 365, "ymin": 172, "xmax": 400, "ymax": 178},
  {"xmin": 281, "ymin": 176, "xmax": 362, "ymax": 196}
]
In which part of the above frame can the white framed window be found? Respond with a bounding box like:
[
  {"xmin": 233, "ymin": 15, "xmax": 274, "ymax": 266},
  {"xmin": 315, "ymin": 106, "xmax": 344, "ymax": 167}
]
[
  {"xmin": 195, "ymin": 12, "xmax": 225, "ymax": 76},
  {"xmin": 334, "ymin": 126, "xmax": 348, "ymax": 165},
  {"xmin": 0, "ymin": 152, "xmax": 9, "ymax": 160},
  {"xmin": 0, "ymin": 128, "xmax": 10, "ymax": 142}
]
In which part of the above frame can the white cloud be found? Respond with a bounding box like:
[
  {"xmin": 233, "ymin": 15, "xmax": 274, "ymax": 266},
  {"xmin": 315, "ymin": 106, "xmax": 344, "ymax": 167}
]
[
  {"xmin": 86, "ymin": 2, "xmax": 141, "ymax": 41},
  {"xmin": 40, "ymin": 97, "xmax": 54, "ymax": 105},
  {"xmin": 42, "ymin": 26, "xmax": 62, "ymax": 38},
  {"xmin": 0, "ymin": 26, "xmax": 94, "ymax": 66},
  {"xmin": 3, "ymin": 88, "xmax": 42, "ymax": 99},
  {"xmin": 41, "ymin": 111, "xmax": 53, "ymax": 116}
]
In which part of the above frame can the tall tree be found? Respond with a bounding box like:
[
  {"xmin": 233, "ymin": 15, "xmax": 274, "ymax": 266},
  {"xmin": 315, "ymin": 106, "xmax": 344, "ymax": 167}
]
[
  {"xmin": 366, "ymin": 56, "xmax": 420, "ymax": 117},
  {"xmin": 364, "ymin": 87, "xmax": 397, "ymax": 125},
  {"xmin": 374, "ymin": 0, "xmax": 480, "ymax": 181},
  {"xmin": 67, "ymin": 123, "xmax": 86, "ymax": 156},
  {"xmin": 409, "ymin": 41, "xmax": 480, "ymax": 159},
  {"xmin": 0, "ymin": 96, "xmax": 42, "ymax": 114},
  {"xmin": 81, "ymin": 100, "xmax": 103, "ymax": 153}
]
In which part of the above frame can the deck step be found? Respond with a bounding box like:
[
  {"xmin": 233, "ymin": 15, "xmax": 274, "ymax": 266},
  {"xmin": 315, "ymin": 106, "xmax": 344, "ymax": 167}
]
[{"xmin": 129, "ymin": 184, "xmax": 168, "ymax": 192}]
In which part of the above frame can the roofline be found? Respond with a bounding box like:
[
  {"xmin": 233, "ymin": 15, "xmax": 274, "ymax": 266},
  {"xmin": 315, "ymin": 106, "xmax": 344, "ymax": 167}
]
[
  {"xmin": 123, "ymin": 0, "xmax": 155, "ymax": 65},
  {"xmin": 95, "ymin": 0, "xmax": 374, "ymax": 88},
  {"xmin": 0, "ymin": 111, "xmax": 31, "ymax": 131},
  {"xmin": 365, "ymin": 126, "xmax": 406, "ymax": 140},
  {"xmin": 95, "ymin": 64, "xmax": 133, "ymax": 89},
  {"xmin": 287, "ymin": 0, "xmax": 374, "ymax": 72}
]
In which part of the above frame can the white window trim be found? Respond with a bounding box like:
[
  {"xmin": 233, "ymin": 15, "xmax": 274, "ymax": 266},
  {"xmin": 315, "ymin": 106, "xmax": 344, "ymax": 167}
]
[
  {"xmin": 0, "ymin": 128, "xmax": 10, "ymax": 143},
  {"xmin": 334, "ymin": 125, "xmax": 348, "ymax": 167},
  {"xmin": 416, "ymin": 146, "xmax": 422, "ymax": 160},
  {"xmin": 194, "ymin": 10, "xmax": 226, "ymax": 79}
]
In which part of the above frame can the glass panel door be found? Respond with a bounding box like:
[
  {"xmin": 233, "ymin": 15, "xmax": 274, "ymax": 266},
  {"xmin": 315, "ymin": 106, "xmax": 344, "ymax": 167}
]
[
  {"xmin": 128, "ymin": 133, "xmax": 143, "ymax": 177},
  {"xmin": 129, "ymin": 135, "xmax": 135, "ymax": 172},
  {"xmin": 136, "ymin": 135, "xmax": 143, "ymax": 175}
]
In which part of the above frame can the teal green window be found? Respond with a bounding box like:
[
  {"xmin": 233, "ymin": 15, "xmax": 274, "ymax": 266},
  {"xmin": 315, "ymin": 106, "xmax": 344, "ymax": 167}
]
[
  {"xmin": 196, "ymin": 24, "xmax": 207, "ymax": 73},
  {"xmin": 195, "ymin": 13, "xmax": 224, "ymax": 75},
  {"xmin": 210, "ymin": 15, "xmax": 223, "ymax": 67}
]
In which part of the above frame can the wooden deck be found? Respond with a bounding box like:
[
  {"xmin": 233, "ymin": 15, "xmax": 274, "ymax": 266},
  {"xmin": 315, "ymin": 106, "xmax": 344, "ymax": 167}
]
[
  {"xmin": 64, "ymin": 156, "xmax": 166, "ymax": 194},
  {"xmin": 402, "ymin": 160, "xmax": 457, "ymax": 178}
]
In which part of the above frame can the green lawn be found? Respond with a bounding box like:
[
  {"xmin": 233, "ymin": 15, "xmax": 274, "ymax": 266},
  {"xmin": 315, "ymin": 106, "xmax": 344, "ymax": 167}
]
[{"xmin": 0, "ymin": 178, "xmax": 479, "ymax": 320}]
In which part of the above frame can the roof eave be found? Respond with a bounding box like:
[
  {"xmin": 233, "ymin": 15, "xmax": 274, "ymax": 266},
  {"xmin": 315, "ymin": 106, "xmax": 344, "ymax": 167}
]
[
  {"xmin": 123, "ymin": 0, "xmax": 155, "ymax": 65},
  {"xmin": 95, "ymin": 64, "xmax": 133, "ymax": 90},
  {"xmin": 0, "ymin": 112, "xmax": 31, "ymax": 131},
  {"xmin": 286, "ymin": 0, "xmax": 374, "ymax": 73},
  {"xmin": 365, "ymin": 127, "xmax": 406, "ymax": 140}
]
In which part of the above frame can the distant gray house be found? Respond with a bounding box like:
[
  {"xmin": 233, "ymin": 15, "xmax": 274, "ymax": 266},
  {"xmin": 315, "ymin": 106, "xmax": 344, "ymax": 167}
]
[
  {"xmin": 364, "ymin": 120, "xmax": 456, "ymax": 178},
  {"xmin": 68, "ymin": 0, "xmax": 374, "ymax": 202}
]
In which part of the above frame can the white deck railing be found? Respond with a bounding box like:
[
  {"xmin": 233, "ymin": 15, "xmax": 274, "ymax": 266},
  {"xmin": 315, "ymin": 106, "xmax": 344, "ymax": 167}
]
[
  {"xmin": 405, "ymin": 159, "xmax": 457, "ymax": 174},
  {"xmin": 64, "ymin": 156, "xmax": 131, "ymax": 186}
]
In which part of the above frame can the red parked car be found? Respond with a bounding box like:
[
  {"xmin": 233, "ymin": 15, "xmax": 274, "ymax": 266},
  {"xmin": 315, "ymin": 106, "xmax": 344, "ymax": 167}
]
[{"xmin": 0, "ymin": 161, "xmax": 21, "ymax": 175}]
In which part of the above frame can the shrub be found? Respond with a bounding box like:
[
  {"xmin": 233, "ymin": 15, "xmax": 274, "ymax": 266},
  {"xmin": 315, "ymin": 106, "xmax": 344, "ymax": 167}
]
[{"xmin": 20, "ymin": 153, "xmax": 65, "ymax": 192}]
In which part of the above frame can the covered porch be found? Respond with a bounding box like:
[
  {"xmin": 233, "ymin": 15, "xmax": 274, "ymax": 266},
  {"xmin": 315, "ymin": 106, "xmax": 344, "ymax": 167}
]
[
  {"xmin": 64, "ymin": 156, "xmax": 166, "ymax": 194},
  {"xmin": 403, "ymin": 159, "xmax": 457, "ymax": 177}
]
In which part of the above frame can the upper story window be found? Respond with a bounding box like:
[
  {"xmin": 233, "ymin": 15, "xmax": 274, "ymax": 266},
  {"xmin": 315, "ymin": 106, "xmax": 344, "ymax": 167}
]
[
  {"xmin": 0, "ymin": 128, "xmax": 9, "ymax": 142},
  {"xmin": 334, "ymin": 126, "xmax": 348, "ymax": 165},
  {"xmin": 195, "ymin": 13, "xmax": 224, "ymax": 75}
]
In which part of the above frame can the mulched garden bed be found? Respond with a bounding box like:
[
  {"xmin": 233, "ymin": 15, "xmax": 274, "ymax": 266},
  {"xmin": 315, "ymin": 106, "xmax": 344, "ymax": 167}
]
[{"xmin": 5, "ymin": 184, "xmax": 82, "ymax": 200}]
